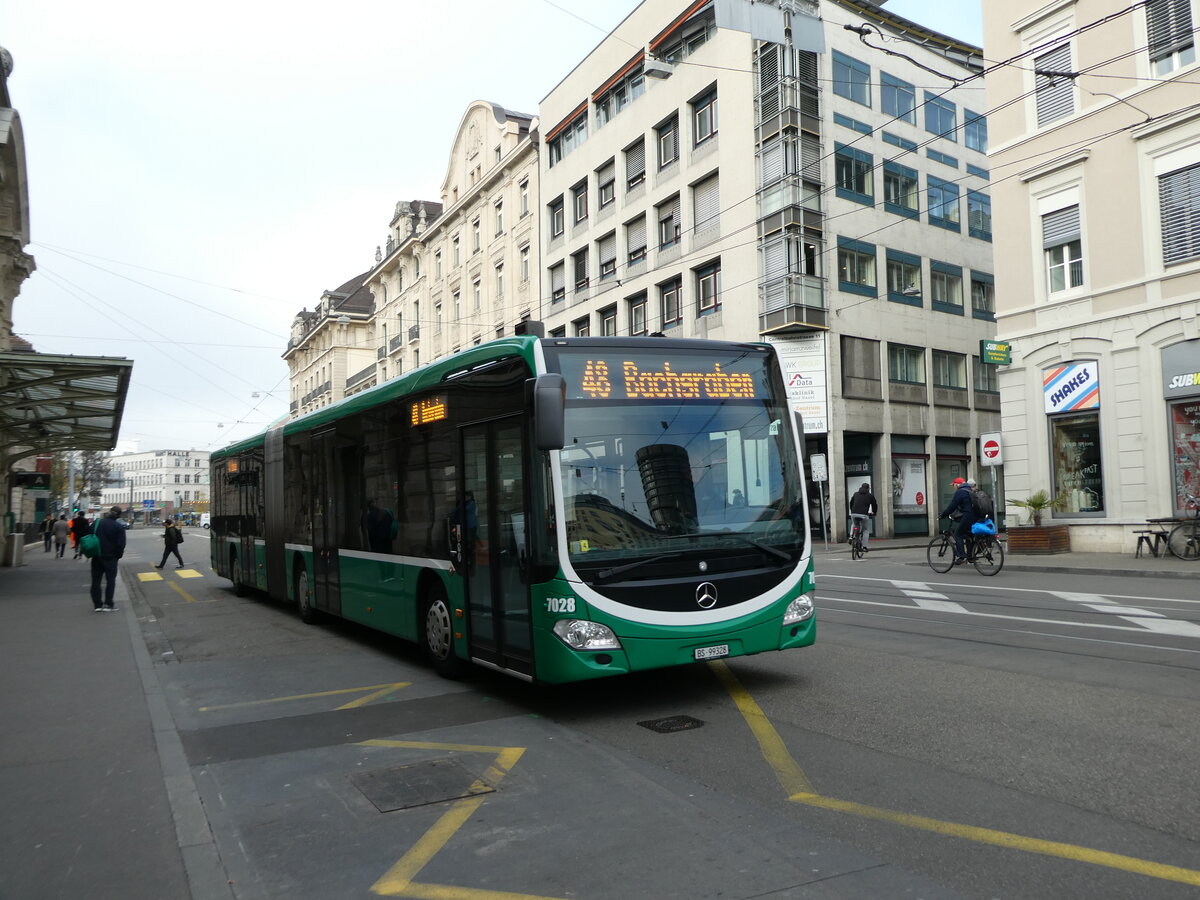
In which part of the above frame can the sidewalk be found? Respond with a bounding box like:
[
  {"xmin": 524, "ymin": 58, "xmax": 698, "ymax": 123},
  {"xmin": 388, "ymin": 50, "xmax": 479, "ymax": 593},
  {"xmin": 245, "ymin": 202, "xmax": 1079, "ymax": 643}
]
[
  {"xmin": 812, "ymin": 534, "xmax": 1200, "ymax": 580},
  {"xmin": 0, "ymin": 539, "xmax": 227, "ymax": 900}
]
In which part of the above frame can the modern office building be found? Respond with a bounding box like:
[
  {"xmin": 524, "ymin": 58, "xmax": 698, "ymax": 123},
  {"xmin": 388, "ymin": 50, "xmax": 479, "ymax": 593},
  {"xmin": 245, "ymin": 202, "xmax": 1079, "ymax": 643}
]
[
  {"xmin": 99, "ymin": 449, "xmax": 210, "ymax": 521},
  {"xmin": 984, "ymin": 0, "xmax": 1200, "ymax": 550},
  {"xmin": 539, "ymin": 0, "xmax": 998, "ymax": 539}
]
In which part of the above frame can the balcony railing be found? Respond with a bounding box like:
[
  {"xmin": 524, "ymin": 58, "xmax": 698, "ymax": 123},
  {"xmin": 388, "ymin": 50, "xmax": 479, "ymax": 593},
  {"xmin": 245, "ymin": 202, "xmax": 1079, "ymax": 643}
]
[
  {"xmin": 377, "ymin": 345, "xmax": 387, "ymax": 359},
  {"xmin": 389, "ymin": 335, "xmax": 403, "ymax": 352},
  {"xmin": 408, "ymin": 324, "xmax": 421, "ymax": 342},
  {"xmin": 346, "ymin": 364, "xmax": 375, "ymax": 390},
  {"xmin": 759, "ymin": 275, "xmax": 827, "ymax": 332}
]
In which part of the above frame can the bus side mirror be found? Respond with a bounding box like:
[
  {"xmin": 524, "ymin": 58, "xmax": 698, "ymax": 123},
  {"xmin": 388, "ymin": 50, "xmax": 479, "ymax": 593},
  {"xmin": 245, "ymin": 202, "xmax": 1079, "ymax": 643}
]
[{"xmin": 533, "ymin": 374, "xmax": 566, "ymax": 451}]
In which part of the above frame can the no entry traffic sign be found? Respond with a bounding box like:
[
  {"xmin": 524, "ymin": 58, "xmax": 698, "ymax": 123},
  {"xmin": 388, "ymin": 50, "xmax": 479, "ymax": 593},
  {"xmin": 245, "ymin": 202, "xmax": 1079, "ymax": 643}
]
[{"xmin": 980, "ymin": 432, "xmax": 1002, "ymax": 466}]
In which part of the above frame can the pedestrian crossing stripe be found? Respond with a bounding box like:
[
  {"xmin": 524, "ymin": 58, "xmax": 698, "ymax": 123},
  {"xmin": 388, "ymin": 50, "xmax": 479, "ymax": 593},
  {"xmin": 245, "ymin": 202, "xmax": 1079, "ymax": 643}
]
[
  {"xmin": 137, "ymin": 572, "xmax": 163, "ymax": 582},
  {"xmin": 177, "ymin": 569, "xmax": 203, "ymax": 578}
]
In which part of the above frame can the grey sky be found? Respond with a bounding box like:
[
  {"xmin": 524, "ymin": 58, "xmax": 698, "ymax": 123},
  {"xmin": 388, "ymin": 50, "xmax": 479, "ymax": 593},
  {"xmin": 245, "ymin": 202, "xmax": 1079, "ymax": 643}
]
[{"xmin": 5, "ymin": 0, "xmax": 982, "ymax": 452}]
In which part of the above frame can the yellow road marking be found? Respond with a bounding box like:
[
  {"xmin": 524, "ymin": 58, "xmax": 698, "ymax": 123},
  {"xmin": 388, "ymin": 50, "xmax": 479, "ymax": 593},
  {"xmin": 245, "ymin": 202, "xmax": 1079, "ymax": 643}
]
[
  {"xmin": 168, "ymin": 581, "xmax": 196, "ymax": 603},
  {"xmin": 176, "ymin": 568, "xmax": 203, "ymax": 578},
  {"xmin": 136, "ymin": 572, "xmax": 163, "ymax": 582},
  {"xmin": 199, "ymin": 682, "xmax": 410, "ymax": 712},
  {"xmin": 709, "ymin": 660, "xmax": 1200, "ymax": 887},
  {"xmin": 360, "ymin": 741, "xmax": 556, "ymax": 899}
]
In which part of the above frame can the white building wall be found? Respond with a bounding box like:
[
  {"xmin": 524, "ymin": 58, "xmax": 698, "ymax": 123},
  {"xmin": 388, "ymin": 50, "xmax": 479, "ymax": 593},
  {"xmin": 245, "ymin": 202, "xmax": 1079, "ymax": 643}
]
[{"xmin": 100, "ymin": 449, "xmax": 210, "ymax": 518}]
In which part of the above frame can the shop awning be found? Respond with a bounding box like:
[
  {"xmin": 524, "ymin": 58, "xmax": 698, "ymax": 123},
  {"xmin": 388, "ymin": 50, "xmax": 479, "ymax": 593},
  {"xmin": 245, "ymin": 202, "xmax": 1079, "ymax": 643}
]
[{"xmin": 0, "ymin": 351, "xmax": 133, "ymax": 457}]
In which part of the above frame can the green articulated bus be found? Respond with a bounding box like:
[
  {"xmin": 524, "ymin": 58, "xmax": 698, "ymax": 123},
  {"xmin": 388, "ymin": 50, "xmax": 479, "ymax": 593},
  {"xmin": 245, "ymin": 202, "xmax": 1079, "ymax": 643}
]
[{"xmin": 210, "ymin": 335, "xmax": 815, "ymax": 683}]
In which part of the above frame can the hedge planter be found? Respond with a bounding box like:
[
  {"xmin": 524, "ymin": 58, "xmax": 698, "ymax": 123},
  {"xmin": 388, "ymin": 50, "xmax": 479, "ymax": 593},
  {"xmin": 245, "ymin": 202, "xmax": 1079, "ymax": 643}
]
[{"xmin": 1007, "ymin": 524, "xmax": 1071, "ymax": 554}]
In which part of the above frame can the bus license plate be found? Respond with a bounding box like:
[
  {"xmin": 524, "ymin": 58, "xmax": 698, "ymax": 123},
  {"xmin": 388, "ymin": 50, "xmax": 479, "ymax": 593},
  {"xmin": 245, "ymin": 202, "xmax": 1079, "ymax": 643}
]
[{"xmin": 694, "ymin": 644, "xmax": 729, "ymax": 661}]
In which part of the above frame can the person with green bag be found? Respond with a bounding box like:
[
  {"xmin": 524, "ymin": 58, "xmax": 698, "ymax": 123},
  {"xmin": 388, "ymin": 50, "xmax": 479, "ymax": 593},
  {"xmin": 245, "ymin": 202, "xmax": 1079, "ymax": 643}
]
[{"xmin": 89, "ymin": 506, "xmax": 127, "ymax": 611}]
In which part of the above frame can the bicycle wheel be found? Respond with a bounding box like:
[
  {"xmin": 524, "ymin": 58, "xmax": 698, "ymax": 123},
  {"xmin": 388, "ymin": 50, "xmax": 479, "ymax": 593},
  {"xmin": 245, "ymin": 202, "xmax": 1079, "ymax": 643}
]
[
  {"xmin": 851, "ymin": 528, "xmax": 864, "ymax": 560},
  {"xmin": 1167, "ymin": 521, "xmax": 1200, "ymax": 561},
  {"xmin": 972, "ymin": 535, "xmax": 1004, "ymax": 575},
  {"xmin": 926, "ymin": 535, "xmax": 955, "ymax": 573}
]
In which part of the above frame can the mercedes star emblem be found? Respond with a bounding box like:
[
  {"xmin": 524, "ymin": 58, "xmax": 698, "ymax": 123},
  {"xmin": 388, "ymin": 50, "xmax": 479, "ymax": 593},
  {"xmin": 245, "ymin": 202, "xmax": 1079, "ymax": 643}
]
[{"xmin": 696, "ymin": 582, "xmax": 718, "ymax": 609}]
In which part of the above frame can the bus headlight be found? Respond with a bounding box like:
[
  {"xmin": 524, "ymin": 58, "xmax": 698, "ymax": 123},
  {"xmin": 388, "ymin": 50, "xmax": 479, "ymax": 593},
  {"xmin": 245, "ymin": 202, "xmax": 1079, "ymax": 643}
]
[
  {"xmin": 783, "ymin": 593, "xmax": 814, "ymax": 624},
  {"xmin": 553, "ymin": 619, "xmax": 622, "ymax": 651}
]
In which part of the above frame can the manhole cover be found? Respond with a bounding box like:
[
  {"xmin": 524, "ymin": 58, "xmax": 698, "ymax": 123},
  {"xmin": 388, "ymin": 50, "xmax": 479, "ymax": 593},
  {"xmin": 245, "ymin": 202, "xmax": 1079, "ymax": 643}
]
[
  {"xmin": 637, "ymin": 715, "xmax": 705, "ymax": 734},
  {"xmin": 351, "ymin": 757, "xmax": 493, "ymax": 812}
]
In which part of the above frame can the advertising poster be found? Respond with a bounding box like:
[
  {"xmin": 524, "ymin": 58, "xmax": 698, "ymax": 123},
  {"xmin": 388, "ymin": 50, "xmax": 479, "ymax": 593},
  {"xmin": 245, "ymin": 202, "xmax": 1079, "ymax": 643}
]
[
  {"xmin": 1170, "ymin": 399, "xmax": 1200, "ymax": 510},
  {"xmin": 892, "ymin": 457, "xmax": 926, "ymax": 514},
  {"xmin": 765, "ymin": 333, "xmax": 828, "ymax": 434}
]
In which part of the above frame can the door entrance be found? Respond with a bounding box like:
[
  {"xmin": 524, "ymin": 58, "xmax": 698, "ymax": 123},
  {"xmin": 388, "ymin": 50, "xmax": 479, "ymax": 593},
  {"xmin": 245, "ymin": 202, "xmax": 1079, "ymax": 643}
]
[
  {"xmin": 460, "ymin": 417, "xmax": 533, "ymax": 677},
  {"xmin": 310, "ymin": 429, "xmax": 342, "ymax": 616}
]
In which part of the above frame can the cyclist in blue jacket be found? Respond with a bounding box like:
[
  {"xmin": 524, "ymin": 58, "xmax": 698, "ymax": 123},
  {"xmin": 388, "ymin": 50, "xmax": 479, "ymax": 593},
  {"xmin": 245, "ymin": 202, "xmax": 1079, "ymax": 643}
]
[{"xmin": 939, "ymin": 477, "xmax": 976, "ymax": 564}]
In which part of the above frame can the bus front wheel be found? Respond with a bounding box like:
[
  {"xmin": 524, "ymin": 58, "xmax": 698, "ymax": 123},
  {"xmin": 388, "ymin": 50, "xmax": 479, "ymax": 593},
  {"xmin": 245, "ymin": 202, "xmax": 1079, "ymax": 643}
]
[
  {"xmin": 424, "ymin": 583, "xmax": 462, "ymax": 678},
  {"xmin": 296, "ymin": 567, "xmax": 318, "ymax": 624}
]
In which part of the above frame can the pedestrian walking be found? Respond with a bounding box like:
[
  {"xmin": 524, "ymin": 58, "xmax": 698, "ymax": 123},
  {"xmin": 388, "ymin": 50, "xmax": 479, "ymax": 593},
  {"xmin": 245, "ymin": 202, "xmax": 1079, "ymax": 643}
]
[
  {"xmin": 155, "ymin": 519, "xmax": 185, "ymax": 569},
  {"xmin": 70, "ymin": 512, "xmax": 91, "ymax": 559},
  {"xmin": 40, "ymin": 514, "xmax": 55, "ymax": 552},
  {"xmin": 90, "ymin": 506, "xmax": 126, "ymax": 611},
  {"xmin": 51, "ymin": 514, "xmax": 71, "ymax": 558}
]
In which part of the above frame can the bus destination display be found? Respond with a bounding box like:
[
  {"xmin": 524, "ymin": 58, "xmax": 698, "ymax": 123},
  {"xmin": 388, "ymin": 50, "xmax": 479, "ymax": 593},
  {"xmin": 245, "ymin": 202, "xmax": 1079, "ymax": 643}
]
[
  {"xmin": 563, "ymin": 353, "xmax": 768, "ymax": 401},
  {"xmin": 410, "ymin": 394, "xmax": 448, "ymax": 426}
]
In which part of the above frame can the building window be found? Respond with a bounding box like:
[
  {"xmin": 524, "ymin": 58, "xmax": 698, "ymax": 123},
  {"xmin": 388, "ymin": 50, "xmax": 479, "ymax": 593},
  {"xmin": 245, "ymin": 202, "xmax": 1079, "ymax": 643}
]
[
  {"xmin": 1148, "ymin": 0, "xmax": 1196, "ymax": 74},
  {"xmin": 495, "ymin": 263, "xmax": 504, "ymax": 300},
  {"xmin": 692, "ymin": 173, "xmax": 719, "ymax": 234},
  {"xmin": 657, "ymin": 115, "xmax": 679, "ymax": 168},
  {"xmin": 550, "ymin": 263, "xmax": 565, "ymax": 302},
  {"xmin": 883, "ymin": 161, "xmax": 918, "ymax": 218},
  {"xmin": 660, "ymin": 277, "xmax": 683, "ymax": 327},
  {"xmin": 695, "ymin": 260, "xmax": 721, "ymax": 314},
  {"xmin": 572, "ymin": 181, "xmax": 588, "ymax": 224},
  {"xmin": 971, "ymin": 271, "xmax": 995, "ymax": 320},
  {"xmin": 832, "ymin": 50, "xmax": 871, "ymax": 107},
  {"xmin": 692, "ymin": 87, "xmax": 718, "ymax": 145},
  {"xmin": 974, "ymin": 356, "xmax": 999, "ymax": 393},
  {"xmin": 1034, "ymin": 44, "xmax": 1074, "ymax": 126},
  {"xmin": 598, "ymin": 161, "xmax": 616, "ymax": 208},
  {"xmin": 548, "ymin": 110, "xmax": 588, "ymax": 167},
  {"xmin": 600, "ymin": 305, "xmax": 617, "ymax": 336},
  {"xmin": 930, "ymin": 261, "xmax": 964, "ymax": 312},
  {"xmin": 453, "ymin": 291, "xmax": 461, "ymax": 320},
  {"xmin": 927, "ymin": 176, "xmax": 961, "ymax": 231},
  {"xmin": 520, "ymin": 180, "xmax": 529, "ymax": 216},
  {"xmin": 595, "ymin": 63, "xmax": 646, "ymax": 126},
  {"xmin": 835, "ymin": 144, "xmax": 874, "ymax": 204},
  {"xmin": 598, "ymin": 232, "xmax": 617, "ymax": 281},
  {"xmin": 1159, "ymin": 162, "xmax": 1200, "ymax": 264},
  {"xmin": 494, "ymin": 200, "xmax": 504, "ymax": 235},
  {"xmin": 1051, "ymin": 411, "xmax": 1105, "ymax": 513},
  {"xmin": 473, "ymin": 279, "xmax": 481, "ymax": 309},
  {"xmin": 520, "ymin": 245, "xmax": 530, "ymax": 282},
  {"xmin": 573, "ymin": 316, "xmax": 590, "ymax": 337},
  {"xmin": 435, "ymin": 251, "xmax": 442, "ymax": 279},
  {"xmin": 1043, "ymin": 204, "xmax": 1083, "ymax": 291},
  {"xmin": 472, "ymin": 218, "xmax": 481, "ymax": 253},
  {"xmin": 435, "ymin": 303, "xmax": 443, "ymax": 333},
  {"xmin": 967, "ymin": 191, "xmax": 992, "ymax": 240},
  {"xmin": 549, "ymin": 326, "xmax": 566, "ymax": 339},
  {"xmin": 573, "ymin": 248, "xmax": 589, "ymax": 292},
  {"xmin": 881, "ymin": 72, "xmax": 915, "ymax": 123},
  {"xmin": 625, "ymin": 138, "xmax": 646, "ymax": 189},
  {"xmin": 924, "ymin": 92, "xmax": 957, "ymax": 140},
  {"xmin": 452, "ymin": 235, "xmax": 461, "ymax": 266},
  {"xmin": 888, "ymin": 344, "xmax": 925, "ymax": 384},
  {"xmin": 629, "ymin": 293, "xmax": 648, "ymax": 335},
  {"xmin": 626, "ymin": 214, "xmax": 647, "ymax": 265},
  {"xmin": 657, "ymin": 195, "xmax": 681, "ymax": 249},
  {"xmin": 932, "ymin": 351, "xmax": 967, "ymax": 389},
  {"xmin": 549, "ymin": 198, "xmax": 565, "ymax": 239},
  {"xmin": 886, "ymin": 249, "xmax": 921, "ymax": 305},
  {"xmin": 837, "ymin": 238, "xmax": 876, "ymax": 296},
  {"xmin": 964, "ymin": 110, "xmax": 988, "ymax": 152}
]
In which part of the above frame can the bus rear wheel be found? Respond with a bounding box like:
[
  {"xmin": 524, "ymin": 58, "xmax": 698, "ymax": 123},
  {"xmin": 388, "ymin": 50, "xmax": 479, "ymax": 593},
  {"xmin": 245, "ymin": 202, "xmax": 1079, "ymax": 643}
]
[
  {"xmin": 424, "ymin": 583, "xmax": 462, "ymax": 678},
  {"xmin": 296, "ymin": 567, "xmax": 318, "ymax": 624}
]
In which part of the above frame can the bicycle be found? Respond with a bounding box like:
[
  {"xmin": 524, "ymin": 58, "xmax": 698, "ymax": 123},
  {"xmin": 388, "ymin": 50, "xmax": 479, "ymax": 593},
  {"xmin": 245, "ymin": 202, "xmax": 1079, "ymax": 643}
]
[
  {"xmin": 1166, "ymin": 493, "xmax": 1199, "ymax": 561},
  {"xmin": 849, "ymin": 517, "xmax": 867, "ymax": 560},
  {"xmin": 927, "ymin": 520, "xmax": 1005, "ymax": 575}
]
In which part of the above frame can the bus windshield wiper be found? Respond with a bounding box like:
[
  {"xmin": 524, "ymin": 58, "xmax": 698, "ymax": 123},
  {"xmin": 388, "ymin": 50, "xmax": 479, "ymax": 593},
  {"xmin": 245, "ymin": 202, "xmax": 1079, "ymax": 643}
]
[
  {"xmin": 660, "ymin": 531, "xmax": 794, "ymax": 562},
  {"xmin": 593, "ymin": 552, "xmax": 684, "ymax": 583}
]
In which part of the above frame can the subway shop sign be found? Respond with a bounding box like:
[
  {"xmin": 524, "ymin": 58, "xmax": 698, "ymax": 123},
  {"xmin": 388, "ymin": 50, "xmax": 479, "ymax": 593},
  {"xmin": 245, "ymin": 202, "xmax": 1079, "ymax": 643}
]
[{"xmin": 1044, "ymin": 362, "xmax": 1100, "ymax": 414}]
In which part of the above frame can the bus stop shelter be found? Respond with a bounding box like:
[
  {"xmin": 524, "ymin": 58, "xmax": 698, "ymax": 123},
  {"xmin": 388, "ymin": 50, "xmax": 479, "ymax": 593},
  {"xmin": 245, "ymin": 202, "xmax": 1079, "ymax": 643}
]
[{"xmin": 0, "ymin": 350, "xmax": 133, "ymax": 563}]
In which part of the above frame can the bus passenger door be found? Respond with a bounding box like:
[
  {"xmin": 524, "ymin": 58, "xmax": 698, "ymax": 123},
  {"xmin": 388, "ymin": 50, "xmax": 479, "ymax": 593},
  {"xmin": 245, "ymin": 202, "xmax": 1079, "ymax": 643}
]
[
  {"xmin": 460, "ymin": 417, "xmax": 533, "ymax": 678},
  {"xmin": 311, "ymin": 428, "xmax": 341, "ymax": 616}
]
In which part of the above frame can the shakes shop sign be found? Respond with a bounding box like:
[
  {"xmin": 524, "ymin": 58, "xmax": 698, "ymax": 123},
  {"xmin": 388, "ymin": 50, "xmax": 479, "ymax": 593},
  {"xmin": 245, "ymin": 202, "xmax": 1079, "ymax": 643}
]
[{"xmin": 1043, "ymin": 362, "xmax": 1100, "ymax": 414}]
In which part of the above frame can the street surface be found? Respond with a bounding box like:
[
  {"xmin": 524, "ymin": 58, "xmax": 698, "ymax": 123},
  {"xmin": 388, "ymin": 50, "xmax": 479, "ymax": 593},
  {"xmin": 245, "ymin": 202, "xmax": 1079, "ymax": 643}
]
[{"xmin": 115, "ymin": 528, "xmax": 1199, "ymax": 899}]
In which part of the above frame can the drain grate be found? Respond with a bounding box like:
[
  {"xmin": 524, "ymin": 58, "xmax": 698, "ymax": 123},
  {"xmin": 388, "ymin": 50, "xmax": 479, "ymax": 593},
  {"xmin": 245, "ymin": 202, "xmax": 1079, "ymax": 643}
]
[
  {"xmin": 351, "ymin": 757, "xmax": 493, "ymax": 812},
  {"xmin": 637, "ymin": 715, "xmax": 705, "ymax": 734}
]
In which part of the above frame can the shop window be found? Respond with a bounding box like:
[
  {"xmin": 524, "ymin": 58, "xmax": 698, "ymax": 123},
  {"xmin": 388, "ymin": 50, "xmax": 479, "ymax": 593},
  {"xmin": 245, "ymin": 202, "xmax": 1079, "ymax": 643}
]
[
  {"xmin": 1170, "ymin": 398, "xmax": 1200, "ymax": 513},
  {"xmin": 1050, "ymin": 412, "xmax": 1104, "ymax": 513}
]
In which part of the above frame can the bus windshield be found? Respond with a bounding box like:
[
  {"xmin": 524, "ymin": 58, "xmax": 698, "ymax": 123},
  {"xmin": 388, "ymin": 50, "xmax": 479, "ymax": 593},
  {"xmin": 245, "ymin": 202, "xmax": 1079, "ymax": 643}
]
[{"xmin": 548, "ymin": 345, "xmax": 805, "ymax": 570}]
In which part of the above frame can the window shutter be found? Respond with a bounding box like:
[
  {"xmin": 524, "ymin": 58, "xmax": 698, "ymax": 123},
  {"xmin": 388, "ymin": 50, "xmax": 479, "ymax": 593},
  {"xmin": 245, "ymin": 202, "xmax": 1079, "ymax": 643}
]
[
  {"xmin": 1159, "ymin": 163, "xmax": 1200, "ymax": 264},
  {"xmin": 763, "ymin": 238, "xmax": 788, "ymax": 280},
  {"xmin": 758, "ymin": 44, "xmax": 781, "ymax": 93},
  {"xmin": 1034, "ymin": 44, "xmax": 1074, "ymax": 126},
  {"xmin": 627, "ymin": 216, "xmax": 647, "ymax": 253},
  {"xmin": 626, "ymin": 141, "xmax": 645, "ymax": 182},
  {"xmin": 1042, "ymin": 204, "xmax": 1080, "ymax": 249},
  {"xmin": 693, "ymin": 175, "xmax": 719, "ymax": 233},
  {"xmin": 801, "ymin": 135, "xmax": 821, "ymax": 182},
  {"xmin": 599, "ymin": 232, "xmax": 617, "ymax": 264},
  {"xmin": 551, "ymin": 265, "xmax": 565, "ymax": 292},
  {"xmin": 761, "ymin": 140, "xmax": 785, "ymax": 184},
  {"xmin": 1147, "ymin": 0, "xmax": 1194, "ymax": 59},
  {"xmin": 598, "ymin": 161, "xmax": 614, "ymax": 185}
]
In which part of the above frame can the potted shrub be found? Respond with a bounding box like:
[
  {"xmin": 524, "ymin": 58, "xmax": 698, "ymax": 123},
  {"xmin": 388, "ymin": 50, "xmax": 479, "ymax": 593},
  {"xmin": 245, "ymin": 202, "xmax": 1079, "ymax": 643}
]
[{"xmin": 1007, "ymin": 490, "xmax": 1071, "ymax": 554}]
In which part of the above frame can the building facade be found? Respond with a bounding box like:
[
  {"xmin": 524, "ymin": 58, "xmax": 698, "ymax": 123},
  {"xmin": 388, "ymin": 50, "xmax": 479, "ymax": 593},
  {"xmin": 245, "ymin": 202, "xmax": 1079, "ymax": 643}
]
[
  {"xmin": 984, "ymin": 0, "xmax": 1200, "ymax": 550},
  {"xmin": 283, "ymin": 272, "xmax": 375, "ymax": 416},
  {"xmin": 366, "ymin": 101, "xmax": 538, "ymax": 383},
  {"xmin": 100, "ymin": 449, "xmax": 210, "ymax": 521},
  {"xmin": 539, "ymin": 0, "xmax": 999, "ymax": 539}
]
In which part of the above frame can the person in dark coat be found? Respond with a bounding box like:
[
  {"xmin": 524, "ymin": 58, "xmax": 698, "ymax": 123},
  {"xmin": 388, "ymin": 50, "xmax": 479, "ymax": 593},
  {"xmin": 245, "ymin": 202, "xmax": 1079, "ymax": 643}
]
[
  {"xmin": 91, "ymin": 506, "xmax": 127, "ymax": 611},
  {"xmin": 70, "ymin": 512, "xmax": 91, "ymax": 559},
  {"xmin": 40, "ymin": 514, "xmax": 55, "ymax": 552},
  {"xmin": 938, "ymin": 477, "xmax": 977, "ymax": 564},
  {"xmin": 848, "ymin": 483, "xmax": 878, "ymax": 550},
  {"xmin": 155, "ymin": 519, "xmax": 185, "ymax": 569}
]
